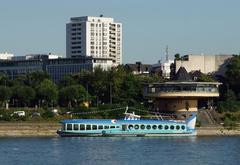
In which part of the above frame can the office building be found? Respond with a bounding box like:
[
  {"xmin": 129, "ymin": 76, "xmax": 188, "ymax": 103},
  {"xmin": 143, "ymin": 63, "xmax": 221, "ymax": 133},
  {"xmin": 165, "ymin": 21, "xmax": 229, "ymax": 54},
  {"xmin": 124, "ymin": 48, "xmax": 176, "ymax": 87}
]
[
  {"xmin": 0, "ymin": 54, "xmax": 112, "ymax": 83},
  {"xmin": 66, "ymin": 16, "xmax": 122, "ymax": 66}
]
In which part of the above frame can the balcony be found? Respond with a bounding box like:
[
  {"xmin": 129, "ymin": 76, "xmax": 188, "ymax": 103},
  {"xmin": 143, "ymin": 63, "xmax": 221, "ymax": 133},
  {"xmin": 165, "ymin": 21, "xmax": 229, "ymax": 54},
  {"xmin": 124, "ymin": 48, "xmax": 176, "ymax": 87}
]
[{"xmin": 143, "ymin": 82, "xmax": 221, "ymax": 98}]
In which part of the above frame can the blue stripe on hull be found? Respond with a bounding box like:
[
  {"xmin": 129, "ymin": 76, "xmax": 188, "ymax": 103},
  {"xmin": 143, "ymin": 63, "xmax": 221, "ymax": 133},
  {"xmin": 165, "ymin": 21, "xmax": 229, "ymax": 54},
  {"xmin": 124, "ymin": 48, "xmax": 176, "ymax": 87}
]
[{"xmin": 57, "ymin": 130, "xmax": 196, "ymax": 137}]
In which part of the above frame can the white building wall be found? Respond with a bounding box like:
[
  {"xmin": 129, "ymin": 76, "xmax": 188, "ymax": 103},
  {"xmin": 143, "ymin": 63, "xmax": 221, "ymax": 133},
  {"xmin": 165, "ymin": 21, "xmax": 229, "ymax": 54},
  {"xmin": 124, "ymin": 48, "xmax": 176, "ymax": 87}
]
[
  {"xmin": 161, "ymin": 60, "xmax": 174, "ymax": 79},
  {"xmin": 175, "ymin": 54, "xmax": 233, "ymax": 74}
]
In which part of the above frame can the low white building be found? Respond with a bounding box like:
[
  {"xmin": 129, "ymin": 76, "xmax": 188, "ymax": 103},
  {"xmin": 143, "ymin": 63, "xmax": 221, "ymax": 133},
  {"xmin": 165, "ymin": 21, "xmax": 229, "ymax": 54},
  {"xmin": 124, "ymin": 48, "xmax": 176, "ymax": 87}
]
[
  {"xmin": 152, "ymin": 59, "xmax": 174, "ymax": 79},
  {"xmin": 0, "ymin": 52, "xmax": 14, "ymax": 60}
]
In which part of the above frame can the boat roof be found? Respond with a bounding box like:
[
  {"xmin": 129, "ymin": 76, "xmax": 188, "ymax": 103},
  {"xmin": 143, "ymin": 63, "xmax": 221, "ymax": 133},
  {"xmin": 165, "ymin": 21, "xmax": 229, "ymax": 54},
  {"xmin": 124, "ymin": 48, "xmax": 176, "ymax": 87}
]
[{"xmin": 60, "ymin": 119, "xmax": 186, "ymax": 125}]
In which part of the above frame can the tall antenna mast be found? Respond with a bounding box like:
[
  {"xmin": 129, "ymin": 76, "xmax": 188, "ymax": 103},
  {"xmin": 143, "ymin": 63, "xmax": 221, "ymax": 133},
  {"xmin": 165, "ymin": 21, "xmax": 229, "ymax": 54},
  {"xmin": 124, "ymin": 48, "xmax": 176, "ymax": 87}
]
[{"xmin": 166, "ymin": 45, "xmax": 169, "ymax": 62}]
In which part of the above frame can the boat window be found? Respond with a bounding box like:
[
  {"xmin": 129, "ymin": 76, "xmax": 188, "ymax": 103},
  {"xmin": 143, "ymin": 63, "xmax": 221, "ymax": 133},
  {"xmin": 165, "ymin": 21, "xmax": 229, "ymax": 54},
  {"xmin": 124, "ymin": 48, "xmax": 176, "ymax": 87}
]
[
  {"xmin": 141, "ymin": 125, "xmax": 145, "ymax": 130},
  {"xmin": 181, "ymin": 125, "xmax": 185, "ymax": 130},
  {"xmin": 110, "ymin": 126, "xmax": 115, "ymax": 129},
  {"xmin": 176, "ymin": 125, "xmax": 180, "ymax": 130},
  {"xmin": 80, "ymin": 124, "xmax": 85, "ymax": 130},
  {"xmin": 63, "ymin": 124, "xmax": 66, "ymax": 130},
  {"xmin": 165, "ymin": 125, "xmax": 169, "ymax": 130},
  {"xmin": 92, "ymin": 125, "xmax": 97, "ymax": 130},
  {"xmin": 134, "ymin": 125, "xmax": 139, "ymax": 130},
  {"xmin": 116, "ymin": 126, "xmax": 120, "ymax": 128},
  {"xmin": 170, "ymin": 125, "xmax": 174, "ymax": 130},
  {"xmin": 122, "ymin": 125, "xmax": 127, "ymax": 131},
  {"xmin": 74, "ymin": 124, "xmax": 79, "ymax": 131},
  {"xmin": 86, "ymin": 125, "xmax": 91, "ymax": 130},
  {"xmin": 67, "ymin": 124, "xmax": 72, "ymax": 131},
  {"xmin": 158, "ymin": 125, "xmax": 163, "ymax": 130},
  {"xmin": 98, "ymin": 125, "xmax": 103, "ymax": 129},
  {"xmin": 152, "ymin": 125, "xmax": 157, "ymax": 130},
  {"xmin": 146, "ymin": 125, "xmax": 151, "ymax": 130},
  {"xmin": 104, "ymin": 125, "xmax": 109, "ymax": 129},
  {"xmin": 128, "ymin": 125, "xmax": 133, "ymax": 130}
]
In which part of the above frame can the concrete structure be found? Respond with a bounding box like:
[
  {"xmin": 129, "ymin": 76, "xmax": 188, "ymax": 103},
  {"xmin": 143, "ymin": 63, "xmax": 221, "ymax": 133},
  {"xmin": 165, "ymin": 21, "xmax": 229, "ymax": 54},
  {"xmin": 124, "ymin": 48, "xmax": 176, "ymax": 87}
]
[
  {"xmin": 66, "ymin": 16, "xmax": 122, "ymax": 66},
  {"xmin": 143, "ymin": 67, "xmax": 221, "ymax": 118},
  {"xmin": 0, "ymin": 52, "xmax": 14, "ymax": 60},
  {"xmin": 175, "ymin": 54, "xmax": 233, "ymax": 75}
]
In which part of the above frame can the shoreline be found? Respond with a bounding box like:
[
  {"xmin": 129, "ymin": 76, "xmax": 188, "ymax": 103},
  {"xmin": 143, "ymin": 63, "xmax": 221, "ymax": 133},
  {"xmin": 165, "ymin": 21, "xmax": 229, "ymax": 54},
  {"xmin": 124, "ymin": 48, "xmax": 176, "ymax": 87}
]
[{"xmin": 0, "ymin": 123, "xmax": 240, "ymax": 137}]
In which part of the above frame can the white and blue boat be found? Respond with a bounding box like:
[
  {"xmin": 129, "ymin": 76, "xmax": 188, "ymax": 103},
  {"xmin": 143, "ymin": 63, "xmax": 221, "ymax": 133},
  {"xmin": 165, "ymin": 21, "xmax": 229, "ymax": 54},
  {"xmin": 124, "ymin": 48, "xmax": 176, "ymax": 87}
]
[{"xmin": 57, "ymin": 110, "xmax": 197, "ymax": 137}]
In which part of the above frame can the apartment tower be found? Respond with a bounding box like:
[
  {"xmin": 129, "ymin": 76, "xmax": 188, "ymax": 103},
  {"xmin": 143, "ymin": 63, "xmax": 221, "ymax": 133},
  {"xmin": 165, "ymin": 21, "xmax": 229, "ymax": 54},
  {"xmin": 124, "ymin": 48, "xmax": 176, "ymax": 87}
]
[{"xmin": 66, "ymin": 16, "xmax": 122, "ymax": 65}]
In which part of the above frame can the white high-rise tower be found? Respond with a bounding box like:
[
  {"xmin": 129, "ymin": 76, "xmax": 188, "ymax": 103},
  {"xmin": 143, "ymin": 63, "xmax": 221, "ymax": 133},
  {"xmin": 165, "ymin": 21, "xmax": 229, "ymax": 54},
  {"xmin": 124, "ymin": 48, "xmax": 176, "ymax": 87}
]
[{"xmin": 66, "ymin": 16, "xmax": 122, "ymax": 65}]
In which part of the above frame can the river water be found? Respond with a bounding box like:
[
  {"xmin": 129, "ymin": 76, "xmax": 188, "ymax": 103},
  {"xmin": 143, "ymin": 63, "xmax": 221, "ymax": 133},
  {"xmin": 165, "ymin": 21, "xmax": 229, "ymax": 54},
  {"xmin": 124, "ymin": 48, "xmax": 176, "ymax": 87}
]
[{"xmin": 0, "ymin": 136, "xmax": 239, "ymax": 165}]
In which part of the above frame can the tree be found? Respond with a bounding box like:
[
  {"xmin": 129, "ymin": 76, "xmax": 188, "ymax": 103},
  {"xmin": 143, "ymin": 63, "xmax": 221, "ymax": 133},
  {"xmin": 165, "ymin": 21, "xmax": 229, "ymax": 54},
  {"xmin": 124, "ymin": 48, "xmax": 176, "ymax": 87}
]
[
  {"xmin": 36, "ymin": 79, "xmax": 58, "ymax": 107},
  {"xmin": 197, "ymin": 74, "xmax": 214, "ymax": 82},
  {"xmin": 59, "ymin": 85, "xmax": 89, "ymax": 107},
  {"xmin": 25, "ymin": 71, "xmax": 50, "ymax": 88},
  {"xmin": 0, "ymin": 86, "xmax": 11, "ymax": 108},
  {"xmin": 174, "ymin": 53, "xmax": 180, "ymax": 60},
  {"xmin": 226, "ymin": 55, "xmax": 240, "ymax": 95},
  {"xmin": 11, "ymin": 86, "xmax": 36, "ymax": 107}
]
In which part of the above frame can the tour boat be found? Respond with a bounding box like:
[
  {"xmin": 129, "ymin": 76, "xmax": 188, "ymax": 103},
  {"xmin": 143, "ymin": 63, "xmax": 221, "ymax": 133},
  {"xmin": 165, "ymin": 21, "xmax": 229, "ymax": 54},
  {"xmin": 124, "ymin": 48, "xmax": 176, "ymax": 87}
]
[{"xmin": 57, "ymin": 111, "xmax": 197, "ymax": 137}]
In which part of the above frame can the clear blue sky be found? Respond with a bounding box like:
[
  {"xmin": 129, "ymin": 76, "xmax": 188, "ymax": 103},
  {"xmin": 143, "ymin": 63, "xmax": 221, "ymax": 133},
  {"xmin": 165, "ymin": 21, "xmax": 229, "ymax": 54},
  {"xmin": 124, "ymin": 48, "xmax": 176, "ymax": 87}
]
[{"xmin": 0, "ymin": 0, "xmax": 240, "ymax": 64}]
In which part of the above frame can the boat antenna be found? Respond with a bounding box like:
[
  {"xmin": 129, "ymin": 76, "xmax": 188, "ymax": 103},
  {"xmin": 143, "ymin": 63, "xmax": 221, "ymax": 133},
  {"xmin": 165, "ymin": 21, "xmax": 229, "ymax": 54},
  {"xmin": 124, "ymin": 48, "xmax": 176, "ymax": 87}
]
[{"xmin": 125, "ymin": 106, "xmax": 128, "ymax": 113}]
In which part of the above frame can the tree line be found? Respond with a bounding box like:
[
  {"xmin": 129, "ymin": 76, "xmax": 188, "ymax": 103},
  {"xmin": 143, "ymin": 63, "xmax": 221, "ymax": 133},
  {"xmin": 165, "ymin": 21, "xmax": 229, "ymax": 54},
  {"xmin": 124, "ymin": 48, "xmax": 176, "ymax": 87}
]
[{"xmin": 0, "ymin": 66, "xmax": 161, "ymax": 109}]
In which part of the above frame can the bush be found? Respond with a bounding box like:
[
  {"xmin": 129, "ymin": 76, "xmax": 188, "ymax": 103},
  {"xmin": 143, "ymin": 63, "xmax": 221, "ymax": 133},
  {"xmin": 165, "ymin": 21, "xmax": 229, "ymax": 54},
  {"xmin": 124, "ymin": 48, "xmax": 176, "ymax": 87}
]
[{"xmin": 223, "ymin": 117, "xmax": 237, "ymax": 129}]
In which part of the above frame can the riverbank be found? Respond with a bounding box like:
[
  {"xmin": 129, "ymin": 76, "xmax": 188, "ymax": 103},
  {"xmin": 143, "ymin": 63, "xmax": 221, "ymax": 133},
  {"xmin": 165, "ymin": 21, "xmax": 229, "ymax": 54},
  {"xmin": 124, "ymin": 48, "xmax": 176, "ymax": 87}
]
[
  {"xmin": 0, "ymin": 123, "xmax": 240, "ymax": 137},
  {"xmin": 0, "ymin": 123, "xmax": 60, "ymax": 137}
]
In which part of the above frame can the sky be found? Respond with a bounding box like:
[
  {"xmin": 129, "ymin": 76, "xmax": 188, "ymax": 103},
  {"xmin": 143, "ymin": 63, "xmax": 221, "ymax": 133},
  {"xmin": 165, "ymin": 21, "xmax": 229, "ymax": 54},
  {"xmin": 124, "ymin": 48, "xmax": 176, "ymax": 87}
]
[{"xmin": 0, "ymin": 0, "xmax": 240, "ymax": 64}]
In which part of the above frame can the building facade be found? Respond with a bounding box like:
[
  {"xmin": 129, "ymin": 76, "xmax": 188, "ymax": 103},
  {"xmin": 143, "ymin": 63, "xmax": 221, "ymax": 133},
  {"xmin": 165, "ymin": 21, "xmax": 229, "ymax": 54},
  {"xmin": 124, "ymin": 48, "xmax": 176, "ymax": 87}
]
[
  {"xmin": 175, "ymin": 54, "xmax": 233, "ymax": 75},
  {"xmin": 0, "ymin": 54, "xmax": 112, "ymax": 83},
  {"xmin": 66, "ymin": 16, "xmax": 122, "ymax": 66}
]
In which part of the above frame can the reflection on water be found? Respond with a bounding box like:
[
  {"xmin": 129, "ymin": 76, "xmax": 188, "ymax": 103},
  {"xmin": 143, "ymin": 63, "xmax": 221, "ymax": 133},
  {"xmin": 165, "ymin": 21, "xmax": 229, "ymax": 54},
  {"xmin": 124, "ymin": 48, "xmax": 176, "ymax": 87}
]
[{"xmin": 0, "ymin": 136, "xmax": 239, "ymax": 165}]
